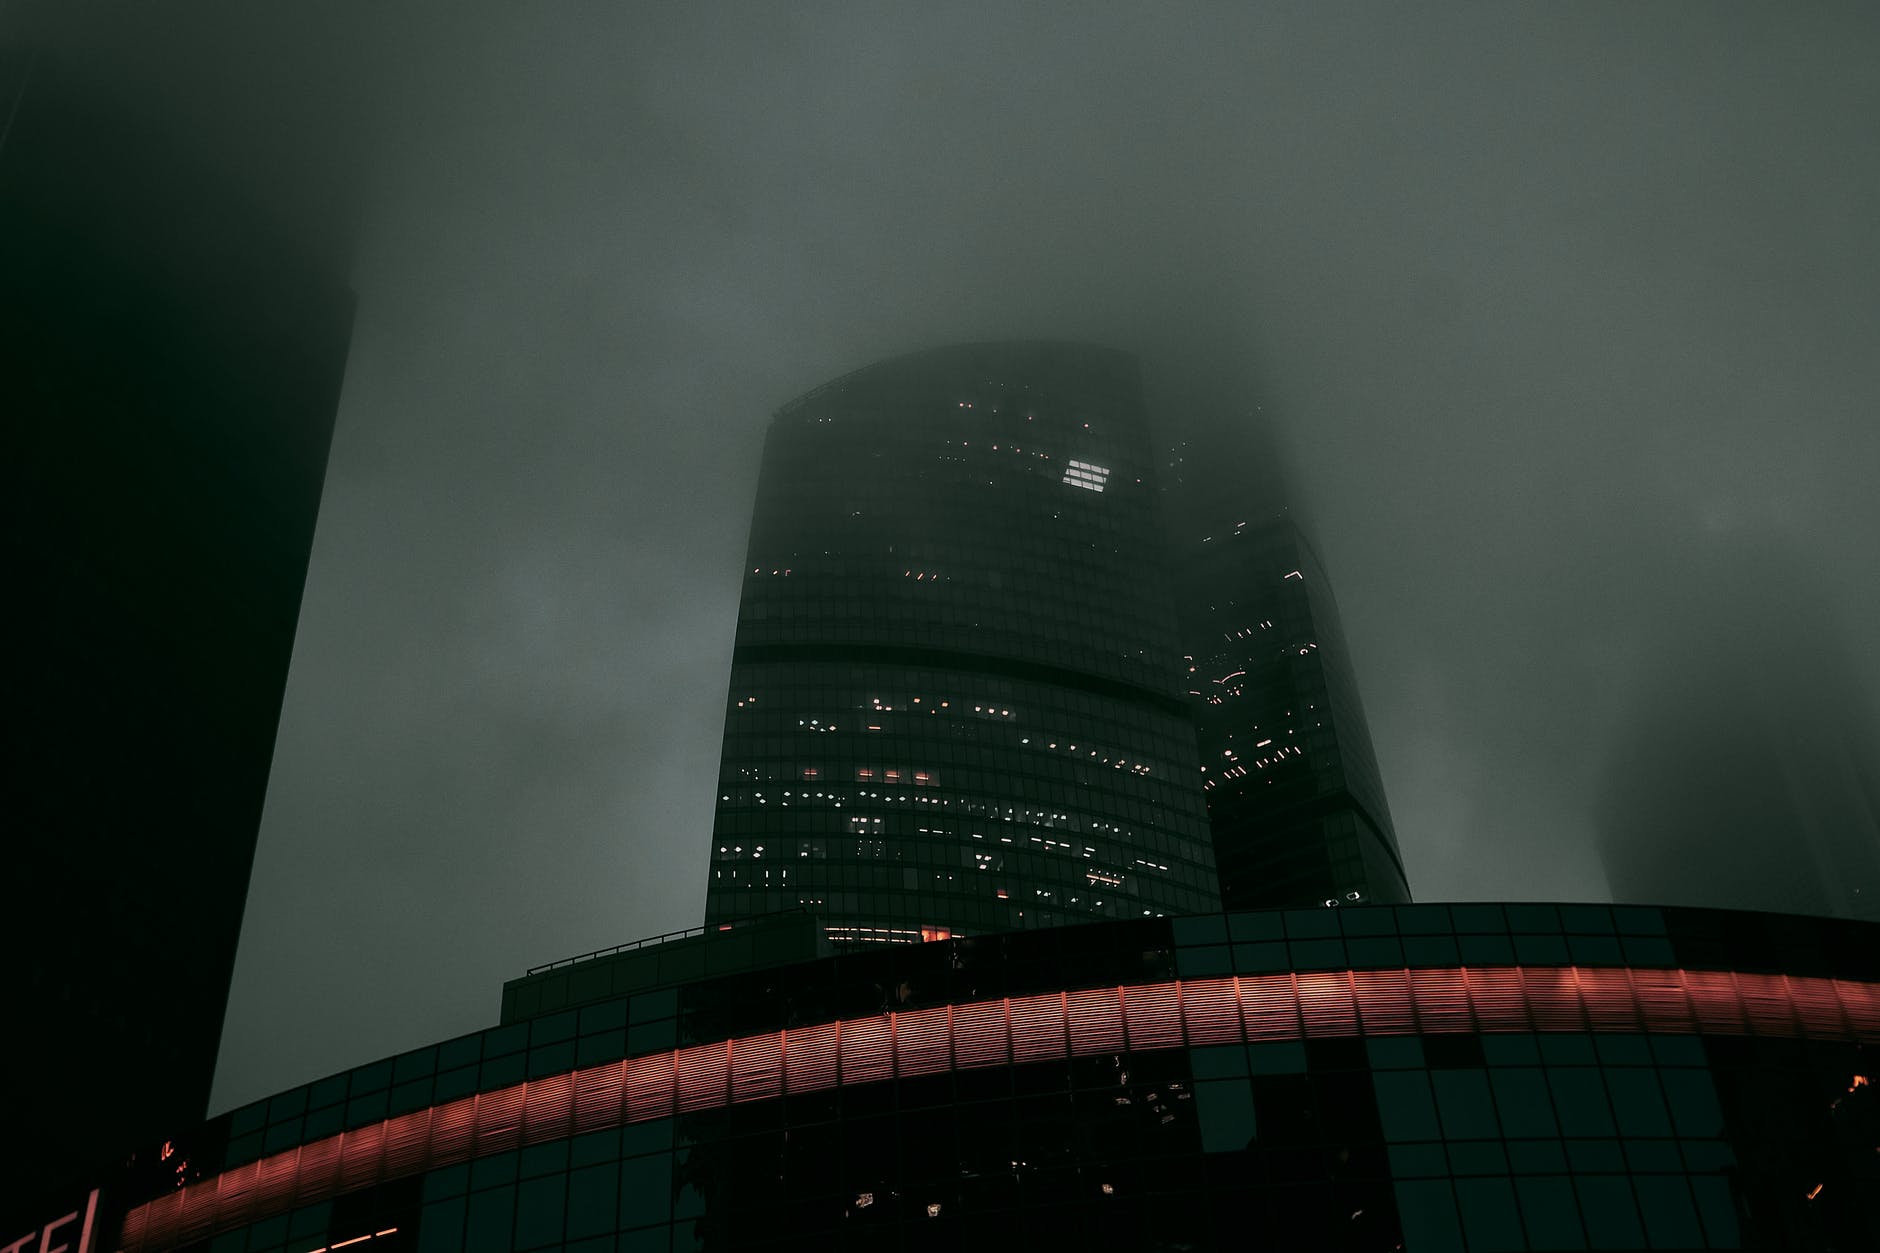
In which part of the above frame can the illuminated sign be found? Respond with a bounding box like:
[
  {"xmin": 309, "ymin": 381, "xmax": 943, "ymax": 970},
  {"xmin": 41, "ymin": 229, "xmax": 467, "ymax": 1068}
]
[{"xmin": 2, "ymin": 1189, "xmax": 99, "ymax": 1253}]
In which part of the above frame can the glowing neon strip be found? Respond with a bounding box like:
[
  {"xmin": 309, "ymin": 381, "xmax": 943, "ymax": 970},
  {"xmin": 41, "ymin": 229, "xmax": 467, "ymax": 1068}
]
[{"xmin": 121, "ymin": 965, "xmax": 1880, "ymax": 1251}]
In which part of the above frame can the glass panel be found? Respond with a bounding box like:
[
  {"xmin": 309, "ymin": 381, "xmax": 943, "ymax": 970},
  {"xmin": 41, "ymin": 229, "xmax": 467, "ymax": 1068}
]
[
  {"xmin": 514, "ymin": 1175, "xmax": 566, "ymax": 1250},
  {"xmin": 1565, "ymin": 1140, "xmax": 1624, "ymax": 1173},
  {"xmin": 1173, "ymin": 914, "xmax": 1228, "ymax": 945},
  {"xmin": 1233, "ymin": 941, "xmax": 1288, "ymax": 972},
  {"xmin": 1659, "ymin": 1070, "xmax": 1726, "ymax": 1138},
  {"xmin": 1516, "ymin": 1175, "xmax": 1586, "ymax": 1249},
  {"xmin": 520, "ymin": 1141, "xmax": 570, "ymax": 1179},
  {"xmin": 1456, "ymin": 1177, "xmax": 1524, "ymax": 1252},
  {"xmin": 1393, "ymin": 1180, "xmax": 1463, "ymax": 1251},
  {"xmin": 1388, "ymin": 1143, "xmax": 1448, "ymax": 1178},
  {"xmin": 571, "ymin": 1129, "xmax": 621, "ymax": 1168},
  {"xmin": 471, "ymin": 1152, "xmax": 518, "ymax": 1191},
  {"xmin": 1373, "ymin": 1071, "xmax": 1441, "ymax": 1142},
  {"xmin": 1592, "ymin": 1035, "xmax": 1651, "ymax": 1066},
  {"xmin": 623, "ymin": 1119, "xmax": 674, "ymax": 1158},
  {"xmin": 1506, "ymin": 1139, "xmax": 1567, "ymax": 1174},
  {"xmin": 1175, "ymin": 945, "xmax": 1232, "ymax": 977},
  {"xmin": 566, "ymin": 1163, "xmax": 620, "ymax": 1241},
  {"xmin": 1431, "ymin": 1070, "xmax": 1498, "ymax": 1140},
  {"xmin": 1633, "ymin": 1176, "xmax": 1702, "ymax": 1249},
  {"xmin": 1689, "ymin": 1175, "xmax": 1741, "ymax": 1249},
  {"xmin": 620, "ymin": 1152, "xmax": 674, "ymax": 1227},
  {"xmin": 1574, "ymin": 1176, "xmax": 1644, "ymax": 1250},
  {"xmin": 1194, "ymin": 1079, "xmax": 1257, "ymax": 1152},
  {"xmin": 463, "ymin": 1187, "xmax": 515, "ymax": 1253},
  {"xmin": 1547, "ymin": 1070, "xmax": 1615, "ymax": 1137},
  {"xmin": 1648, "ymin": 1036, "xmax": 1706, "ymax": 1068},
  {"xmin": 417, "ymin": 1198, "xmax": 465, "ymax": 1253},
  {"xmin": 619, "ymin": 1227, "xmax": 670, "ymax": 1253},
  {"xmin": 1187, "ymin": 1045, "xmax": 1248, "ymax": 1080},
  {"xmin": 1366, "ymin": 1037, "xmax": 1425, "ymax": 1070},
  {"xmin": 1623, "ymin": 1140, "xmax": 1682, "ymax": 1174},
  {"xmin": 1247, "ymin": 1041, "xmax": 1307, "ymax": 1074},
  {"xmin": 423, "ymin": 1164, "xmax": 470, "ymax": 1202},
  {"xmin": 1490, "ymin": 1069, "xmax": 1559, "ymax": 1138},
  {"xmin": 1603, "ymin": 1069, "xmax": 1671, "ymax": 1138},
  {"xmin": 1446, "ymin": 1142, "xmax": 1508, "ymax": 1175}
]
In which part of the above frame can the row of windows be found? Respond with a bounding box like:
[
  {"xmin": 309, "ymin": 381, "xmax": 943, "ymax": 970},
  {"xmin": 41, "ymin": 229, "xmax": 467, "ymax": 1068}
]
[
  {"xmin": 732, "ymin": 623, "xmax": 1174, "ymax": 690},
  {"xmin": 711, "ymin": 792, "xmax": 1203, "ymax": 842},
  {"xmin": 719, "ymin": 727, "xmax": 1199, "ymax": 789},
  {"xmin": 739, "ymin": 588, "xmax": 1169, "ymax": 644},
  {"xmin": 1176, "ymin": 931, "xmax": 1680, "ymax": 976},
  {"xmin": 1171, "ymin": 903, "xmax": 1670, "ymax": 945},
  {"xmin": 709, "ymin": 833, "xmax": 1215, "ymax": 890},
  {"xmin": 719, "ymin": 666, "xmax": 1194, "ymax": 741},
  {"xmin": 713, "ymin": 763, "xmax": 1204, "ymax": 821},
  {"xmin": 712, "ymin": 788, "xmax": 1210, "ymax": 844},
  {"xmin": 710, "ymin": 853, "xmax": 1208, "ymax": 901},
  {"xmin": 705, "ymin": 885, "xmax": 1214, "ymax": 932}
]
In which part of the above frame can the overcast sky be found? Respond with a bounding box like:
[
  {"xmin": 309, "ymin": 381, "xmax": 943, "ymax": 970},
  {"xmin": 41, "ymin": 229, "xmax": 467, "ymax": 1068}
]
[{"xmin": 27, "ymin": 3, "xmax": 1877, "ymax": 1115}]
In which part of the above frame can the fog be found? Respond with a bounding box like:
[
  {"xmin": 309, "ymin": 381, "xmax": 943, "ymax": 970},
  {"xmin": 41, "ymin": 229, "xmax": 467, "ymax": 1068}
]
[{"xmin": 13, "ymin": 2, "xmax": 1874, "ymax": 1115}]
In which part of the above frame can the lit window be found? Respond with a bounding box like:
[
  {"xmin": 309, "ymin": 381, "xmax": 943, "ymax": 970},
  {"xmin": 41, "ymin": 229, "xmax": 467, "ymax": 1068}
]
[{"xmin": 1061, "ymin": 460, "xmax": 1110, "ymax": 492}]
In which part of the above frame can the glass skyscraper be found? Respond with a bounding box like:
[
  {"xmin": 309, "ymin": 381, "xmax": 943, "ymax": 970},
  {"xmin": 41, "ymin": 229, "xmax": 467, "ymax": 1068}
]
[
  {"xmin": 703, "ymin": 342, "xmax": 1220, "ymax": 944},
  {"xmin": 3, "ymin": 62, "xmax": 353, "ymax": 1223},
  {"xmin": 1180, "ymin": 516, "xmax": 1411, "ymax": 909}
]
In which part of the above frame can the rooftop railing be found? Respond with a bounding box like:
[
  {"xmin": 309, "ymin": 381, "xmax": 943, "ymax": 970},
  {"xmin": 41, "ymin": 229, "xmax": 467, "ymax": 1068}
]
[{"xmin": 523, "ymin": 908, "xmax": 811, "ymax": 976}]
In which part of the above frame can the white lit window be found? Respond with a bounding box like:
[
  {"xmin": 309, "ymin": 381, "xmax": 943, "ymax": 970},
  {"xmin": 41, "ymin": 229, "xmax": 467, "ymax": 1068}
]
[{"xmin": 1061, "ymin": 460, "xmax": 1110, "ymax": 492}]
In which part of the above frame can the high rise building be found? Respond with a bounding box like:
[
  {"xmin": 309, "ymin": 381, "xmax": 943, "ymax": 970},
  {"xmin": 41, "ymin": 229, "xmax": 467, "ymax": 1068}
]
[
  {"xmin": 703, "ymin": 342, "xmax": 1220, "ymax": 944},
  {"xmin": 1180, "ymin": 516, "xmax": 1411, "ymax": 909},
  {"xmin": 22, "ymin": 333, "xmax": 1880, "ymax": 1252},
  {"xmin": 2, "ymin": 60, "xmax": 354, "ymax": 1218}
]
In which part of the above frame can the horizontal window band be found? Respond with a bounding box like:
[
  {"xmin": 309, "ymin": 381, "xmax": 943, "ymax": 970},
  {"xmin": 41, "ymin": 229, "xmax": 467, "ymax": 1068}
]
[
  {"xmin": 121, "ymin": 964, "xmax": 1880, "ymax": 1252},
  {"xmin": 729, "ymin": 642, "xmax": 1189, "ymax": 719}
]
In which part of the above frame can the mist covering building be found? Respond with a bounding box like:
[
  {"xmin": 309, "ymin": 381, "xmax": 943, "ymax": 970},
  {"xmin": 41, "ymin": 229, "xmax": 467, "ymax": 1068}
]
[
  {"xmin": 704, "ymin": 343, "xmax": 1220, "ymax": 944},
  {"xmin": 1181, "ymin": 516, "xmax": 1411, "ymax": 909},
  {"xmin": 20, "ymin": 341, "xmax": 1880, "ymax": 1253},
  {"xmin": 2, "ymin": 59, "xmax": 353, "ymax": 1221},
  {"xmin": 1598, "ymin": 536, "xmax": 1880, "ymax": 922}
]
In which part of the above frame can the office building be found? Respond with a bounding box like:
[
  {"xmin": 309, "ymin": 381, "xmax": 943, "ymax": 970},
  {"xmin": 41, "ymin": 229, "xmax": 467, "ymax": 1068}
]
[
  {"xmin": 703, "ymin": 343, "xmax": 1220, "ymax": 944},
  {"xmin": 1180, "ymin": 516, "xmax": 1411, "ymax": 909},
  {"xmin": 2, "ymin": 59, "xmax": 354, "ymax": 1218}
]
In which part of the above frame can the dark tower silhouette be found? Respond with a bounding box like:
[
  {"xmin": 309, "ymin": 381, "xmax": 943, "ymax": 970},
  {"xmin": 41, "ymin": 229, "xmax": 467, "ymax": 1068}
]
[
  {"xmin": 1179, "ymin": 515, "xmax": 1411, "ymax": 909},
  {"xmin": 2, "ymin": 54, "xmax": 354, "ymax": 1216},
  {"xmin": 704, "ymin": 343, "xmax": 1219, "ymax": 944},
  {"xmin": 1598, "ymin": 531, "xmax": 1880, "ymax": 922}
]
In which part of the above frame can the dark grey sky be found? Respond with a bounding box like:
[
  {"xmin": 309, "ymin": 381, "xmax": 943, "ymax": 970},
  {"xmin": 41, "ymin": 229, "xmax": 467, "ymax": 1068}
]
[{"xmin": 37, "ymin": 4, "xmax": 1877, "ymax": 1115}]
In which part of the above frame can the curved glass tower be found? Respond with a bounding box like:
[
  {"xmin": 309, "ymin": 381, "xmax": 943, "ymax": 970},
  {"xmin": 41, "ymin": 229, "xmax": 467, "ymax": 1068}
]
[
  {"xmin": 1181, "ymin": 516, "xmax": 1411, "ymax": 908},
  {"xmin": 705, "ymin": 343, "xmax": 1218, "ymax": 943}
]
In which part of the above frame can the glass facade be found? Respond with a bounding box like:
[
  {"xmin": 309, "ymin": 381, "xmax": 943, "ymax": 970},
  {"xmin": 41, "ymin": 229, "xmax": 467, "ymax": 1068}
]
[
  {"xmin": 108, "ymin": 904, "xmax": 1877, "ymax": 1253},
  {"xmin": 1180, "ymin": 517, "xmax": 1410, "ymax": 909},
  {"xmin": 705, "ymin": 343, "xmax": 1218, "ymax": 943}
]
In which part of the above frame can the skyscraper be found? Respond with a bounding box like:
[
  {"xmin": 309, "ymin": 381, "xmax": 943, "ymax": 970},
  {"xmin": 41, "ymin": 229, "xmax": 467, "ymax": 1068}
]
[
  {"xmin": 703, "ymin": 342, "xmax": 1220, "ymax": 944},
  {"xmin": 1598, "ymin": 532, "xmax": 1880, "ymax": 922},
  {"xmin": 1180, "ymin": 515, "xmax": 1411, "ymax": 909},
  {"xmin": 2, "ymin": 60, "xmax": 354, "ymax": 1218}
]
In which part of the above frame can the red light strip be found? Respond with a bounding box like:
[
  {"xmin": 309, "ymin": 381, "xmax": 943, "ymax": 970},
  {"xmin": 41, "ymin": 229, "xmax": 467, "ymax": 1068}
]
[{"xmin": 120, "ymin": 965, "xmax": 1880, "ymax": 1251}]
